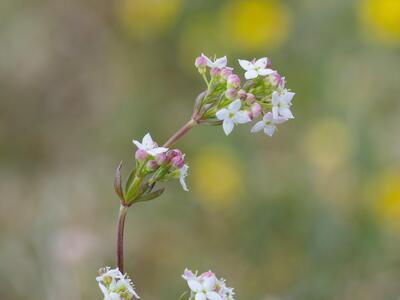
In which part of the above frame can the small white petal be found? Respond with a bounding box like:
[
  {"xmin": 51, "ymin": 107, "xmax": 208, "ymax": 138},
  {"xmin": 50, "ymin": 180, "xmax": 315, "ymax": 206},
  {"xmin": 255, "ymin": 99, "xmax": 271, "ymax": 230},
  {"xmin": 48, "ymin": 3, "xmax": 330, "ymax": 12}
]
[
  {"xmin": 272, "ymin": 106, "xmax": 280, "ymax": 119},
  {"xmin": 228, "ymin": 99, "xmax": 242, "ymax": 112},
  {"xmin": 279, "ymin": 107, "xmax": 294, "ymax": 119},
  {"xmin": 238, "ymin": 59, "xmax": 253, "ymax": 71},
  {"xmin": 206, "ymin": 291, "xmax": 223, "ymax": 300},
  {"xmin": 195, "ymin": 292, "xmax": 207, "ymax": 300},
  {"xmin": 132, "ymin": 140, "xmax": 144, "ymax": 149},
  {"xmin": 258, "ymin": 68, "xmax": 275, "ymax": 76},
  {"xmin": 282, "ymin": 91, "xmax": 295, "ymax": 104},
  {"xmin": 251, "ymin": 121, "xmax": 265, "ymax": 133},
  {"xmin": 142, "ymin": 133, "xmax": 153, "ymax": 148},
  {"xmin": 264, "ymin": 125, "xmax": 276, "ymax": 137},
  {"xmin": 202, "ymin": 277, "xmax": 217, "ymax": 291},
  {"xmin": 234, "ymin": 111, "xmax": 251, "ymax": 124},
  {"xmin": 182, "ymin": 269, "xmax": 196, "ymax": 281},
  {"xmin": 255, "ymin": 57, "xmax": 268, "ymax": 68},
  {"xmin": 244, "ymin": 69, "xmax": 258, "ymax": 80},
  {"xmin": 223, "ymin": 119, "xmax": 235, "ymax": 135},
  {"xmin": 271, "ymin": 91, "xmax": 280, "ymax": 105},
  {"xmin": 216, "ymin": 108, "xmax": 229, "ymax": 120},
  {"xmin": 188, "ymin": 280, "xmax": 203, "ymax": 292},
  {"xmin": 147, "ymin": 147, "xmax": 169, "ymax": 156},
  {"xmin": 215, "ymin": 56, "xmax": 227, "ymax": 68}
]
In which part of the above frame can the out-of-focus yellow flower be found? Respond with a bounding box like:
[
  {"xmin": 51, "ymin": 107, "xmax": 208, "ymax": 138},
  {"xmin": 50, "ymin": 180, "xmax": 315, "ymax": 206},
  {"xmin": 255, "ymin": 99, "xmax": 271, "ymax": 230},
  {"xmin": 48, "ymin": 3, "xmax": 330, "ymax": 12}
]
[
  {"xmin": 191, "ymin": 145, "xmax": 243, "ymax": 209},
  {"xmin": 117, "ymin": 0, "xmax": 181, "ymax": 40},
  {"xmin": 370, "ymin": 169, "xmax": 400, "ymax": 228},
  {"xmin": 360, "ymin": 0, "xmax": 400, "ymax": 44},
  {"xmin": 303, "ymin": 118, "xmax": 354, "ymax": 172},
  {"xmin": 220, "ymin": 0, "xmax": 291, "ymax": 52}
]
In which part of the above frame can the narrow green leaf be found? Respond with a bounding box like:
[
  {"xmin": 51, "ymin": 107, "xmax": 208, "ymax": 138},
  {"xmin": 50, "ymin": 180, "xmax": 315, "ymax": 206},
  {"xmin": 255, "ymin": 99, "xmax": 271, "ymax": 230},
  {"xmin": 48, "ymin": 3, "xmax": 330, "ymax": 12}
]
[{"xmin": 114, "ymin": 161, "xmax": 125, "ymax": 202}]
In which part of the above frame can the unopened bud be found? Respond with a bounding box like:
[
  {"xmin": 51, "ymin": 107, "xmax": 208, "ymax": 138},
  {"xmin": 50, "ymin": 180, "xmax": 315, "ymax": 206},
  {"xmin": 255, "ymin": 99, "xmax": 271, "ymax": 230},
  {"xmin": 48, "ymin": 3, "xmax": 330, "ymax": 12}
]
[
  {"xmin": 146, "ymin": 160, "xmax": 159, "ymax": 171},
  {"xmin": 225, "ymin": 88, "xmax": 237, "ymax": 100},
  {"xmin": 251, "ymin": 103, "xmax": 262, "ymax": 119},
  {"xmin": 266, "ymin": 58, "xmax": 272, "ymax": 68},
  {"xmin": 227, "ymin": 74, "xmax": 240, "ymax": 88},
  {"xmin": 155, "ymin": 153, "xmax": 168, "ymax": 165},
  {"xmin": 221, "ymin": 67, "xmax": 233, "ymax": 79},
  {"xmin": 171, "ymin": 155, "xmax": 185, "ymax": 169},
  {"xmin": 246, "ymin": 93, "xmax": 256, "ymax": 104},
  {"xmin": 210, "ymin": 67, "xmax": 221, "ymax": 77},
  {"xmin": 238, "ymin": 89, "xmax": 247, "ymax": 100},
  {"xmin": 135, "ymin": 149, "xmax": 148, "ymax": 161},
  {"xmin": 195, "ymin": 55, "xmax": 207, "ymax": 68},
  {"xmin": 167, "ymin": 149, "xmax": 183, "ymax": 160}
]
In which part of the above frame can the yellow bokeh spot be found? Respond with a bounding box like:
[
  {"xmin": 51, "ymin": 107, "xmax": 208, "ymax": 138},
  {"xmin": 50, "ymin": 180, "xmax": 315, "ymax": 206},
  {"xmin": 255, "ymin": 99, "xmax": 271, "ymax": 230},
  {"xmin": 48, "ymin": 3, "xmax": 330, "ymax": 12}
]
[
  {"xmin": 191, "ymin": 146, "xmax": 243, "ymax": 209},
  {"xmin": 220, "ymin": 0, "xmax": 291, "ymax": 52},
  {"xmin": 303, "ymin": 118, "xmax": 354, "ymax": 172},
  {"xmin": 360, "ymin": 0, "xmax": 400, "ymax": 44},
  {"xmin": 117, "ymin": 0, "xmax": 181, "ymax": 39},
  {"xmin": 371, "ymin": 169, "xmax": 400, "ymax": 227}
]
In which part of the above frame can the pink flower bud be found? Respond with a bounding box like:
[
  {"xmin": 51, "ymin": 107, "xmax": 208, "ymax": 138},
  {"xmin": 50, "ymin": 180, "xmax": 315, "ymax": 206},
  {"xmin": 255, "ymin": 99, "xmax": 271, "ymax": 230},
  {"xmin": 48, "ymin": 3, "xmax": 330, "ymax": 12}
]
[
  {"xmin": 225, "ymin": 88, "xmax": 237, "ymax": 100},
  {"xmin": 266, "ymin": 58, "xmax": 272, "ymax": 68},
  {"xmin": 251, "ymin": 103, "xmax": 262, "ymax": 119},
  {"xmin": 227, "ymin": 74, "xmax": 240, "ymax": 88},
  {"xmin": 146, "ymin": 160, "xmax": 158, "ymax": 171},
  {"xmin": 246, "ymin": 93, "xmax": 256, "ymax": 104},
  {"xmin": 167, "ymin": 149, "xmax": 182, "ymax": 160},
  {"xmin": 195, "ymin": 55, "xmax": 208, "ymax": 68},
  {"xmin": 171, "ymin": 155, "xmax": 185, "ymax": 169},
  {"xmin": 155, "ymin": 153, "xmax": 168, "ymax": 165},
  {"xmin": 238, "ymin": 89, "xmax": 247, "ymax": 100},
  {"xmin": 135, "ymin": 149, "xmax": 148, "ymax": 161},
  {"xmin": 269, "ymin": 72, "xmax": 284, "ymax": 88},
  {"xmin": 221, "ymin": 67, "xmax": 233, "ymax": 79},
  {"xmin": 210, "ymin": 67, "xmax": 221, "ymax": 77}
]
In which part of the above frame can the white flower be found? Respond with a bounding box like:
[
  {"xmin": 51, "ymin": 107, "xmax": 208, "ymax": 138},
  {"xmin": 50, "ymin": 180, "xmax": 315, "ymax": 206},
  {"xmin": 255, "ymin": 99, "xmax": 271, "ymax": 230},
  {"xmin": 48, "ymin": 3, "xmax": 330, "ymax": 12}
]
[
  {"xmin": 97, "ymin": 267, "xmax": 139, "ymax": 300},
  {"xmin": 178, "ymin": 164, "xmax": 189, "ymax": 191},
  {"xmin": 132, "ymin": 133, "xmax": 168, "ymax": 156},
  {"xmin": 251, "ymin": 112, "xmax": 288, "ymax": 137},
  {"xmin": 202, "ymin": 53, "xmax": 227, "ymax": 69},
  {"xmin": 182, "ymin": 269, "xmax": 235, "ymax": 300},
  {"xmin": 271, "ymin": 90, "xmax": 295, "ymax": 119},
  {"xmin": 216, "ymin": 99, "xmax": 251, "ymax": 135},
  {"xmin": 238, "ymin": 58, "xmax": 274, "ymax": 80}
]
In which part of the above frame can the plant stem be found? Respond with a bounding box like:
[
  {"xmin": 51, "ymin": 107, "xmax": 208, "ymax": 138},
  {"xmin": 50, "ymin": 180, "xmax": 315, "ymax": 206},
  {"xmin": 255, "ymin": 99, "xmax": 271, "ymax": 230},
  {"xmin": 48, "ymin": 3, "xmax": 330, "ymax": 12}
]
[
  {"xmin": 116, "ymin": 205, "xmax": 128, "ymax": 273},
  {"xmin": 163, "ymin": 118, "xmax": 197, "ymax": 148}
]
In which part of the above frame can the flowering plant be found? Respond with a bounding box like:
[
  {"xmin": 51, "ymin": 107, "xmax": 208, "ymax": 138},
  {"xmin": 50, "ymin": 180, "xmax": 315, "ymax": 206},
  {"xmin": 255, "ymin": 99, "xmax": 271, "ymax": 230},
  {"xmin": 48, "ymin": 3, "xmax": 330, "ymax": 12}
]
[{"xmin": 98, "ymin": 54, "xmax": 296, "ymax": 299}]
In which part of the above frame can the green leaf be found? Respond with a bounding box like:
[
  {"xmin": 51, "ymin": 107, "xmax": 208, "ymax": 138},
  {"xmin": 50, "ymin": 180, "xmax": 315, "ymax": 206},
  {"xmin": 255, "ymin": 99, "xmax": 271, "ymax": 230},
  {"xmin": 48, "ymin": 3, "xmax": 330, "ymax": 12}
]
[
  {"xmin": 125, "ymin": 168, "xmax": 136, "ymax": 193},
  {"xmin": 114, "ymin": 161, "xmax": 125, "ymax": 202},
  {"xmin": 134, "ymin": 188, "xmax": 165, "ymax": 204}
]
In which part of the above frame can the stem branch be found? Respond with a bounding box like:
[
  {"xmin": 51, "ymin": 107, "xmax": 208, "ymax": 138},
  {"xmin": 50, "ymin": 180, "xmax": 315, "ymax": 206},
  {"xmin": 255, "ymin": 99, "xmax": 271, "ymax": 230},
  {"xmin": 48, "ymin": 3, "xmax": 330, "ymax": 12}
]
[
  {"xmin": 163, "ymin": 118, "xmax": 197, "ymax": 148},
  {"xmin": 116, "ymin": 205, "xmax": 128, "ymax": 273}
]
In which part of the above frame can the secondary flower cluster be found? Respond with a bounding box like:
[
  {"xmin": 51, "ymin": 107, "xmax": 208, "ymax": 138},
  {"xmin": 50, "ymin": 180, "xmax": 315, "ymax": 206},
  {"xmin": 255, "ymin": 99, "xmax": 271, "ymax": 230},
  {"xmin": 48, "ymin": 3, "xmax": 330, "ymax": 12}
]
[
  {"xmin": 97, "ymin": 267, "xmax": 139, "ymax": 300},
  {"xmin": 194, "ymin": 53, "xmax": 295, "ymax": 136},
  {"xmin": 182, "ymin": 269, "xmax": 235, "ymax": 300}
]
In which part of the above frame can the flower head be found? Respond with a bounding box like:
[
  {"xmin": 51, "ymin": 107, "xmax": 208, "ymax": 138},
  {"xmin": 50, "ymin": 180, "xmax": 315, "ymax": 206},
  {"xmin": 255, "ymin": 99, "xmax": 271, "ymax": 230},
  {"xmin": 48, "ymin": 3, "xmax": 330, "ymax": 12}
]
[
  {"xmin": 97, "ymin": 267, "xmax": 139, "ymax": 300},
  {"xmin": 251, "ymin": 112, "xmax": 288, "ymax": 136},
  {"xmin": 132, "ymin": 133, "xmax": 168, "ymax": 156},
  {"xmin": 216, "ymin": 99, "xmax": 251, "ymax": 135},
  {"xmin": 182, "ymin": 268, "xmax": 235, "ymax": 300},
  {"xmin": 238, "ymin": 57, "xmax": 275, "ymax": 80},
  {"xmin": 271, "ymin": 90, "xmax": 295, "ymax": 119}
]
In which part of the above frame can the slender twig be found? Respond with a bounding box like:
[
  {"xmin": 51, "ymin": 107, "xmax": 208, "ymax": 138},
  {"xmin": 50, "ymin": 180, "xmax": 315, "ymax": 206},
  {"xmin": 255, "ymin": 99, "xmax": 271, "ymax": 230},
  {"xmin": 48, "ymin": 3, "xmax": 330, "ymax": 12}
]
[
  {"xmin": 116, "ymin": 205, "xmax": 128, "ymax": 273},
  {"xmin": 163, "ymin": 118, "xmax": 197, "ymax": 148}
]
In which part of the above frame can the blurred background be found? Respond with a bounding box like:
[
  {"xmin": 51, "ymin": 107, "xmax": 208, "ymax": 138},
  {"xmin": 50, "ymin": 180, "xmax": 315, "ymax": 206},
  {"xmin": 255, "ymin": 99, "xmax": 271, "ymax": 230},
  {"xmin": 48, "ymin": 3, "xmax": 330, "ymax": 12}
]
[{"xmin": 1, "ymin": 0, "xmax": 400, "ymax": 299}]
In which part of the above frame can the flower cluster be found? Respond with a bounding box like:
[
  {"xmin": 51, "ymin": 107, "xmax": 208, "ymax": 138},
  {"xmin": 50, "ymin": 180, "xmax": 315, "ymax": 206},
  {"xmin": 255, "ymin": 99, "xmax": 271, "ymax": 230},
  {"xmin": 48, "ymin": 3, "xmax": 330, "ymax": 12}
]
[
  {"xmin": 182, "ymin": 269, "xmax": 235, "ymax": 300},
  {"xmin": 96, "ymin": 267, "xmax": 139, "ymax": 300},
  {"xmin": 194, "ymin": 54, "xmax": 295, "ymax": 136}
]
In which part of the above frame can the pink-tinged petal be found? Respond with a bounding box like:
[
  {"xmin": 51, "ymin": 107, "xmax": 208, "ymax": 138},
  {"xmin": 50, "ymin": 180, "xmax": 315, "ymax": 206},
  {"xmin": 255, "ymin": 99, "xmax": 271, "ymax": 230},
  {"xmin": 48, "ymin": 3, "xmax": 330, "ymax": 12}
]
[
  {"xmin": 216, "ymin": 108, "xmax": 229, "ymax": 120},
  {"xmin": 279, "ymin": 107, "xmax": 294, "ymax": 119},
  {"xmin": 258, "ymin": 68, "xmax": 275, "ymax": 76},
  {"xmin": 195, "ymin": 292, "xmax": 207, "ymax": 300},
  {"xmin": 244, "ymin": 69, "xmax": 258, "ymax": 79},
  {"xmin": 147, "ymin": 147, "xmax": 169, "ymax": 156},
  {"xmin": 282, "ymin": 92, "xmax": 295, "ymax": 104},
  {"xmin": 223, "ymin": 119, "xmax": 235, "ymax": 135},
  {"xmin": 206, "ymin": 291, "xmax": 223, "ymax": 300},
  {"xmin": 142, "ymin": 133, "xmax": 154, "ymax": 148},
  {"xmin": 264, "ymin": 125, "xmax": 276, "ymax": 137},
  {"xmin": 188, "ymin": 280, "xmax": 203, "ymax": 292},
  {"xmin": 271, "ymin": 91, "xmax": 280, "ymax": 105},
  {"xmin": 251, "ymin": 121, "xmax": 265, "ymax": 133},
  {"xmin": 132, "ymin": 140, "xmax": 144, "ymax": 149},
  {"xmin": 272, "ymin": 106, "xmax": 280, "ymax": 119},
  {"xmin": 255, "ymin": 57, "xmax": 268, "ymax": 68},
  {"xmin": 228, "ymin": 99, "xmax": 242, "ymax": 112},
  {"xmin": 263, "ymin": 112, "xmax": 274, "ymax": 122},
  {"xmin": 238, "ymin": 59, "xmax": 253, "ymax": 71},
  {"xmin": 183, "ymin": 269, "xmax": 196, "ymax": 280},
  {"xmin": 202, "ymin": 276, "xmax": 217, "ymax": 291},
  {"xmin": 234, "ymin": 111, "xmax": 251, "ymax": 124},
  {"xmin": 273, "ymin": 116, "xmax": 289, "ymax": 124},
  {"xmin": 215, "ymin": 56, "xmax": 227, "ymax": 68},
  {"xmin": 202, "ymin": 54, "xmax": 214, "ymax": 68}
]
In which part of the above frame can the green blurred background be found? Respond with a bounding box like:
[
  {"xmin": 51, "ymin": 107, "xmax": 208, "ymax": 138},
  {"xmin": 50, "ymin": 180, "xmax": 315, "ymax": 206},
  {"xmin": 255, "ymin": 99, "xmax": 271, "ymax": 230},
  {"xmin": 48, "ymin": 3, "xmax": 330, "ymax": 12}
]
[{"xmin": 1, "ymin": 0, "xmax": 400, "ymax": 299}]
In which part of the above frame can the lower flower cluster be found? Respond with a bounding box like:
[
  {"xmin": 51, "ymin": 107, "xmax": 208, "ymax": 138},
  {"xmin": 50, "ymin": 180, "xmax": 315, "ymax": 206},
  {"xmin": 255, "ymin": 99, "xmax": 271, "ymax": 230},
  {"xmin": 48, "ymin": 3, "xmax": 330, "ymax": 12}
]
[{"xmin": 96, "ymin": 267, "xmax": 139, "ymax": 300}]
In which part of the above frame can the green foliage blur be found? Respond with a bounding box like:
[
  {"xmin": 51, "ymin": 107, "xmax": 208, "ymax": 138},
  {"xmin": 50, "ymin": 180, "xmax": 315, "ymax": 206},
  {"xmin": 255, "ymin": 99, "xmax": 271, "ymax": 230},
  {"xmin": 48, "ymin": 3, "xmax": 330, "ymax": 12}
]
[{"xmin": 1, "ymin": 0, "xmax": 400, "ymax": 299}]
